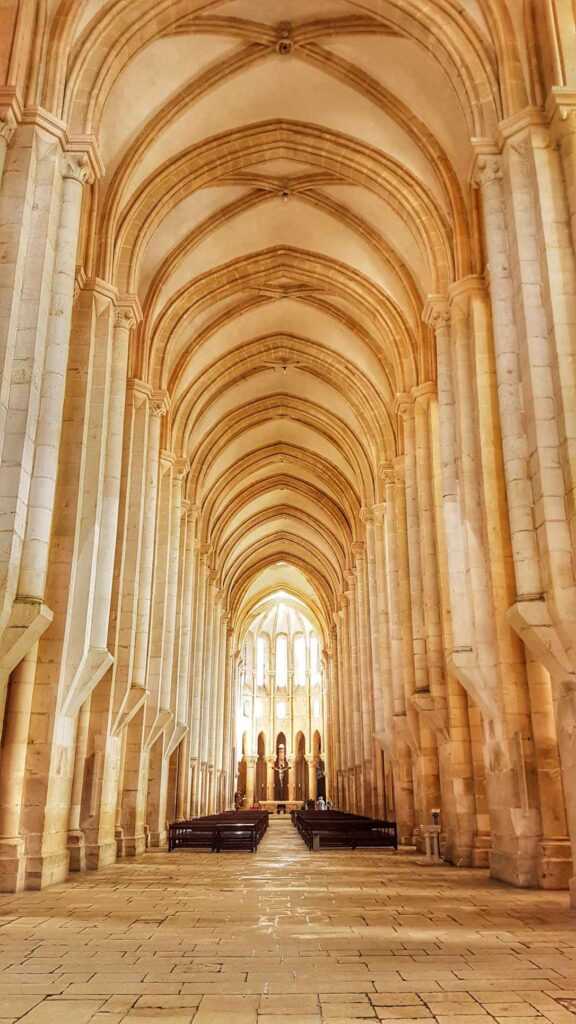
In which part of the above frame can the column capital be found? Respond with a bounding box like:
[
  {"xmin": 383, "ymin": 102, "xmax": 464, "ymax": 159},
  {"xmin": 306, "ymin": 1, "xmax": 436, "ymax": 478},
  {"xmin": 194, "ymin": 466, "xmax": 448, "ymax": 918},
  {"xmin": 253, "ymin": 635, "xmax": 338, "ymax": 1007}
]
[
  {"xmin": 412, "ymin": 382, "xmax": 436, "ymax": 405},
  {"xmin": 150, "ymin": 390, "xmax": 170, "ymax": 417},
  {"xmin": 378, "ymin": 462, "xmax": 394, "ymax": 485},
  {"xmin": 359, "ymin": 506, "xmax": 374, "ymax": 526},
  {"xmin": 62, "ymin": 151, "xmax": 94, "ymax": 185},
  {"xmin": 65, "ymin": 133, "xmax": 105, "ymax": 180},
  {"xmin": 470, "ymin": 141, "xmax": 502, "ymax": 189},
  {"xmin": 114, "ymin": 307, "xmax": 137, "ymax": 333},
  {"xmin": 115, "ymin": 293, "xmax": 143, "ymax": 327},
  {"xmin": 546, "ymin": 88, "xmax": 576, "ymax": 142},
  {"xmin": 174, "ymin": 456, "xmax": 190, "ymax": 481},
  {"xmin": 0, "ymin": 115, "xmax": 15, "ymax": 145},
  {"xmin": 394, "ymin": 393, "xmax": 413, "ymax": 421},
  {"xmin": 422, "ymin": 295, "xmax": 450, "ymax": 331}
]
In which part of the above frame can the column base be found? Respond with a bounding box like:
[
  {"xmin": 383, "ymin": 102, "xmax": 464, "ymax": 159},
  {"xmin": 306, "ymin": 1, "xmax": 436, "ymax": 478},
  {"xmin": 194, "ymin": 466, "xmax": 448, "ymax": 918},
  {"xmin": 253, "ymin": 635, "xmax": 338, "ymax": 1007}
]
[
  {"xmin": 148, "ymin": 829, "xmax": 167, "ymax": 849},
  {"xmin": 25, "ymin": 851, "xmax": 70, "ymax": 890},
  {"xmin": 122, "ymin": 833, "xmax": 147, "ymax": 857},
  {"xmin": 67, "ymin": 830, "xmax": 87, "ymax": 872},
  {"xmin": 85, "ymin": 840, "xmax": 117, "ymax": 871},
  {"xmin": 537, "ymin": 839, "xmax": 572, "ymax": 890},
  {"xmin": 471, "ymin": 833, "xmax": 491, "ymax": 868},
  {"xmin": 0, "ymin": 836, "xmax": 27, "ymax": 892},
  {"xmin": 115, "ymin": 827, "xmax": 124, "ymax": 858},
  {"xmin": 490, "ymin": 843, "xmax": 539, "ymax": 888}
]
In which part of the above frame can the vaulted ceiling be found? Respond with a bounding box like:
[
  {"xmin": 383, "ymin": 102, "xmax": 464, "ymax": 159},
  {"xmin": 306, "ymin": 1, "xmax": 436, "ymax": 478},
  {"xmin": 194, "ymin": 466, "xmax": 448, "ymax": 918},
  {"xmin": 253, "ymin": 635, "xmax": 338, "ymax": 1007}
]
[{"xmin": 40, "ymin": 0, "xmax": 533, "ymax": 637}]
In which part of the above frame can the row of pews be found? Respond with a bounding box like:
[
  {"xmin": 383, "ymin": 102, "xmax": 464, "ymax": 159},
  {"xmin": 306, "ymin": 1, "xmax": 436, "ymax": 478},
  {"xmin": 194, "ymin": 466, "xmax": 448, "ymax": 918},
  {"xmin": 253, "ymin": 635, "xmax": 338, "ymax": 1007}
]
[
  {"xmin": 292, "ymin": 809, "xmax": 398, "ymax": 850},
  {"xmin": 168, "ymin": 810, "xmax": 269, "ymax": 853}
]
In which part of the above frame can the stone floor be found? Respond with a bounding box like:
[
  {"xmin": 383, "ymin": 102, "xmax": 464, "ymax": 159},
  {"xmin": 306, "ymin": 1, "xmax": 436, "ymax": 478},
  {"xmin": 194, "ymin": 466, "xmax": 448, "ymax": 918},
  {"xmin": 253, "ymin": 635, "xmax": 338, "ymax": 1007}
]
[{"xmin": 1, "ymin": 817, "xmax": 576, "ymax": 1024}]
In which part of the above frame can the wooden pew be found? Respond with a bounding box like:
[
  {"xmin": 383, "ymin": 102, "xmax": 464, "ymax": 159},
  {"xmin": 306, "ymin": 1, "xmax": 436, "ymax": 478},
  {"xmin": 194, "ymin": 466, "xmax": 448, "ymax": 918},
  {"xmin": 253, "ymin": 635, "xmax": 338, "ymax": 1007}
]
[
  {"xmin": 292, "ymin": 810, "xmax": 398, "ymax": 851},
  {"xmin": 168, "ymin": 810, "xmax": 269, "ymax": 853}
]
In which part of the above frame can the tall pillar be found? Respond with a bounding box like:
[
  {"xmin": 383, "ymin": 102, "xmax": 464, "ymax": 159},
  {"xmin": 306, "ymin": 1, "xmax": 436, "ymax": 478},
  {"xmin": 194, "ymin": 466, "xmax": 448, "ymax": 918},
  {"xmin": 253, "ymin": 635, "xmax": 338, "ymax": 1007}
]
[
  {"xmin": 352, "ymin": 544, "xmax": 375, "ymax": 815},
  {"xmin": 307, "ymin": 757, "xmax": 318, "ymax": 802},
  {"xmin": 245, "ymin": 755, "xmax": 257, "ymax": 807}
]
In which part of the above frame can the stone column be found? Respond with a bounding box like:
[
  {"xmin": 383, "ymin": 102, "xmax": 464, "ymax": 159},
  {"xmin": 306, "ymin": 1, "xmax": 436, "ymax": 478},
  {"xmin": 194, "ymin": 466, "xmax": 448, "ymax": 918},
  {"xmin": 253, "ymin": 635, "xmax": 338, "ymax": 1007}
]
[
  {"xmin": 19, "ymin": 153, "xmax": 94, "ymax": 603},
  {"xmin": 345, "ymin": 576, "xmax": 364, "ymax": 810},
  {"xmin": 132, "ymin": 395, "xmax": 166, "ymax": 688},
  {"xmin": 472, "ymin": 150, "xmax": 561, "ymax": 888},
  {"xmin": 146, "ymin": 450, "xmax": 174, "ymax": 720},
  {"xmin": 364, "ymin": 505, "xmax": 391, "ymax": 816},
  {"xmin": 307, "ymin": 757, "xmax": 318, "ymax": 802},
  {"xmin": 245, "ymin": 755, "xmax": 257, "ymax": 806},
  {"xmin": 471, "ymin": 147, "xmax": 542, "ymax": 600},
  {"xmin": 413, "ymin": 384, "xmax": 447, "ymax": 711},
  {"xmin": 189, "ymin": 555, "xmax": 209, "ymax": 816},
  {"xmin": 380, "ymin": 480, "xmax": 415, "ymax": 843},
  {"xmin": 91, "ymin": 304, "xmax": 138, "ymax": 654},
  {"xmin": 120, "ymin": 396, "xmax": 164, "ymax": 855},
  {"xmin": 267, "ymin": 757, "xmax": 275, "ymax": 802},
  {"xmin": 0, "ymin": 646, "xmax": 38, "ymax": 890},
  {"xmin": 352, "ymin": 544, "xmax": 375, "ymax": 816},
  {"xmin": 67, "ymin": 696, "xmax": 91, "ymax": 871},
  {"xmin": 399, "ymin": 402, "xmax": 427, "ymax": 696}
]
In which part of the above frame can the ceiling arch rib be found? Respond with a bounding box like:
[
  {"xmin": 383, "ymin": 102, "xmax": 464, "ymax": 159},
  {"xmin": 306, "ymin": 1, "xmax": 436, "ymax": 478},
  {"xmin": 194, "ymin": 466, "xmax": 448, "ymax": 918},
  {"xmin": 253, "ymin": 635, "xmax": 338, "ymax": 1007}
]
[
  {"xmin": 109, "ymin": 121, "xmax": 456, "ymax": 293},
  {"xmin": 197, "ymin": 447, "xmax": 363, "ymax": 550},
  {"xmin": 44, "ymin": 0, "xmax": 530, "ymax": 627},
  {"xmin": 170, "ymin": 335, "xmax": 392, "ymax": 463}
]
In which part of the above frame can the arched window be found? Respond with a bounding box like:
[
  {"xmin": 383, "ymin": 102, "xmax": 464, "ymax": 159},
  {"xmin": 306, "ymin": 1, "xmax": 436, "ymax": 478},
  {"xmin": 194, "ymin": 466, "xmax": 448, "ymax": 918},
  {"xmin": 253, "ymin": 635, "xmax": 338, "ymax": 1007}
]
[
  {"xmin": 256, "ymin": 635, "xmax": 268, "ymax": 687},
  {"xmin": 310, "ymin": 635, "xmax": 321, "ymax": 686},
  {"xmin": 276, "ymin": 634, "xmax": 288, "ymax": 688},
  {"xmin": 294, "ymin": 633, "xmax": 306, "ymax": 686}
]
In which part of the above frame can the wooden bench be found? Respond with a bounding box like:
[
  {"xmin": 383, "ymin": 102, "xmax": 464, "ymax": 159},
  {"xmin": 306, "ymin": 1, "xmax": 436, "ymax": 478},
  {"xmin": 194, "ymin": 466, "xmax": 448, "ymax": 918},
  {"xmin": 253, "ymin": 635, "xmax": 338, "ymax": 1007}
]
[
  {"xmin": 168, "ymin": 811, "xmax": 269, "ymax": 853},
  {"xmin": 292, "ymin": 810, "xmax": 398, "ymax": 851}
]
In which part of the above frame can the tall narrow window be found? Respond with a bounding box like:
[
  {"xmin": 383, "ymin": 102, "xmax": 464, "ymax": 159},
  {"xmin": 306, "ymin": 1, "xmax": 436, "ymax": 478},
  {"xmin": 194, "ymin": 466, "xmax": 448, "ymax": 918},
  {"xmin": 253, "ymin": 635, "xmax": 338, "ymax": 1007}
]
[
  {"xmin": 294, "ymin": 634, "xmax": 306, "ymax": 686},
  {"xmin": 310, "ymin": 635, "xmax": 321, "ymax": 686},
  {"xmin": 276, "ymin": 634, "xmax": 288, "ymax": 688},
  {"xmin": 256, "ymin": 635, "xmax": 268, "ymax": 687}
]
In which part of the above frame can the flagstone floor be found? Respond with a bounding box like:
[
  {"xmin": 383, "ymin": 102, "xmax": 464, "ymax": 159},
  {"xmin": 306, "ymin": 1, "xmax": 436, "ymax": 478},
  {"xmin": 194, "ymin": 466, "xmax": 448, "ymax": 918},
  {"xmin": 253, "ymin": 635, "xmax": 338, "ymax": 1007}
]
[{"xmin": 1, "ymin": 817, "xmax": 575, "ymax": 1024}]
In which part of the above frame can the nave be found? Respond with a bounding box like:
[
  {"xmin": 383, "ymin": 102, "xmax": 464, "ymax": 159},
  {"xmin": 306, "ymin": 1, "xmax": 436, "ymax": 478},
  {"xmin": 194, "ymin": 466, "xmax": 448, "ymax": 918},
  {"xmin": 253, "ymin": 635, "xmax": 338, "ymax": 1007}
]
[
  {"xmin": 2, "ymin": 0, "xmax": 576, "ymax": 908},
  {"xmin": 1, "ymin": 819, "xmax": 576, "ymax": 1023}
]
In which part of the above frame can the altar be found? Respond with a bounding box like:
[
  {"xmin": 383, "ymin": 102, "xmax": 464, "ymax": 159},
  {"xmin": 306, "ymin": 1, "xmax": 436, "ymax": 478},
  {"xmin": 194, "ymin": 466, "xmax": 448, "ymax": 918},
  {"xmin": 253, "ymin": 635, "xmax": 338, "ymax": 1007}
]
[{"xmin": 260, "ymin": 800, "xmax": 302, "ymax": 813}]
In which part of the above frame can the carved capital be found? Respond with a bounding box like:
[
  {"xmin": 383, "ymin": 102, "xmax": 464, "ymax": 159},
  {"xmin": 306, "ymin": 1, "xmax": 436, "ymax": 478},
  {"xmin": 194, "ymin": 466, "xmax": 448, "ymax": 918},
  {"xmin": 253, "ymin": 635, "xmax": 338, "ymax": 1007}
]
[
  {"xmin": 471, "ymin": 150, "xmax": 502, "ymax": 190},
  {"xmin": 115, "ymin": 293, "xmax": 142, "ymax": 328},
  {"xmin": 150, "ymin": 390, "xmax": 170, "ymax": 417},
  {"xmin": 0, "ymin": 115, "xmax": 15, "ymax": 145},
  {"xmin": 73, "ymin": 266, "xmax": 86, "ymax": 305},
  {"xmin": 412, "ymin": 382, "xmax": 436, "ymax": 405},
  {"xmin": 174, "ymin": 456, "xmax": 190, "ymax": 481},
  {"xmin": 422, "ymin": 295, "xmax": 450, "ymax": 332},
  {"xmin": 546, "ymin": 90, "xmax": 576, "ymax": 149},
  {"xmin": 394, "ymin": 393, "xmax": 413, "ymax": 422},
  {"xmin": 115, "ymin": 307, "xmax": 136, "ymax": 332},
  {"xmin": 359, "ymin": 506, "xmax": 374, "ymax": 526},
  {"xmin": 62, "ymin": 152, "xmax": 93, "ymax": 185}
]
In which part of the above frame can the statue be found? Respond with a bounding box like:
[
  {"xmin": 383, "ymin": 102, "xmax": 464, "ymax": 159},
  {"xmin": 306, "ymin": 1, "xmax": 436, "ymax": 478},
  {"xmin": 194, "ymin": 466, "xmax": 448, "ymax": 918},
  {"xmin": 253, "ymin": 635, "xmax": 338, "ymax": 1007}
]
[{"xmin": 273, "ymin": 743, "xmax": 291, "ymax": 800}]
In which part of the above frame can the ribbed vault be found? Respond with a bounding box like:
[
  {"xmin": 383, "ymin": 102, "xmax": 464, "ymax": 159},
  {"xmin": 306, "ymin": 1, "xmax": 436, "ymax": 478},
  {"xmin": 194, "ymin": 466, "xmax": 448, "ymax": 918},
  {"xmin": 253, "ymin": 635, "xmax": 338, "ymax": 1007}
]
[{"xmin": 43, "ymin": 0, "xmax": 517, "ymax": 671}]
